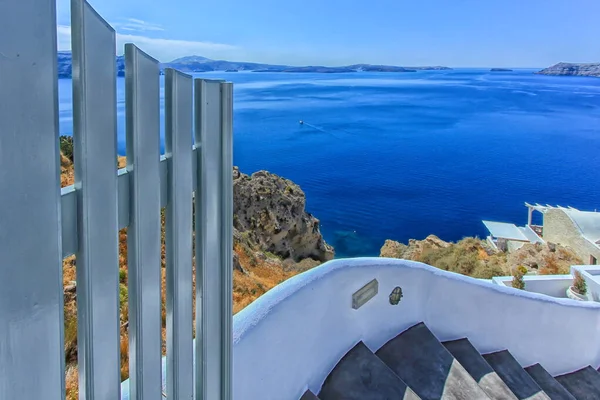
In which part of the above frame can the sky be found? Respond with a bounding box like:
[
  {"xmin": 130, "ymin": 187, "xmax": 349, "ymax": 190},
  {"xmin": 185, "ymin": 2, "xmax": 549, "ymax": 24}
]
[{"xmin": 56, "ymin": 0, "xmax": 600, "ymax": 68}]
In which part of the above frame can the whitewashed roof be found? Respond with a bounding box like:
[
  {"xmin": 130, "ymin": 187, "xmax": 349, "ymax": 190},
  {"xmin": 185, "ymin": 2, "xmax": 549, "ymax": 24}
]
[
  {"xmin": 561, "ymin": 208, "xmax": 600, "ymax": 247},
  {"xmin": 482, "ymin": 221, "xmax": 530, "ymax": 241},
  {"xmin": 520, "ymin": 226, "xmax": 545, "ymax": 244}
]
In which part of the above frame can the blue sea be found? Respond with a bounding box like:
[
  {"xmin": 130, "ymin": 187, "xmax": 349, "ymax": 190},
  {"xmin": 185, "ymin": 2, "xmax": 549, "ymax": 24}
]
[{"xmin": 58, "ymin": 69, "xmax": 600, "ymax": 258}]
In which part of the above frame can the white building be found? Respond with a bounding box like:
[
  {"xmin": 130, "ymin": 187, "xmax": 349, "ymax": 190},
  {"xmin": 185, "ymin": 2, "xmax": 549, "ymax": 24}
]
[{"xmin": 484, "ymin": 203, "xmax": 600, "ymax": 265}]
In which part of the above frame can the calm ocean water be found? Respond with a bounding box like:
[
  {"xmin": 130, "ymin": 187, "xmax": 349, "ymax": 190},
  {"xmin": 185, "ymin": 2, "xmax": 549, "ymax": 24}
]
[{"xmin": 58, "ymin": 69, "xmax": 600, "ymax": 258}]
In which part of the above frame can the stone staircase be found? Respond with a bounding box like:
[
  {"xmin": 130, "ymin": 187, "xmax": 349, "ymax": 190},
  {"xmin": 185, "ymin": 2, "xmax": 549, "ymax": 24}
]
[{"xmin": 300, "ymin": 322, "xmax": 600, "ymax": 400}]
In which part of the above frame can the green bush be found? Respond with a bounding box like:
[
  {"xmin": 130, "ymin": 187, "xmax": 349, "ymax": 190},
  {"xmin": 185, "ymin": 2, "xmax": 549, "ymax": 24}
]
[
  {"xmin": 64, "ymin": 312, "xmax": 78, "ymax": 362},
  {"xmin": 119, "ymin": 269, "xmax": 127, "ymax": 284},
  {"xmin": 60, "ymin": 135, "xmax": 74, "ymax": 162},
  {"xmin": 511, "ymin": 265, "xmax": 527, "ymax": 290},
  {"xmin": 119, "ymin": 283, "xmax": 128, "ymax": 308}
]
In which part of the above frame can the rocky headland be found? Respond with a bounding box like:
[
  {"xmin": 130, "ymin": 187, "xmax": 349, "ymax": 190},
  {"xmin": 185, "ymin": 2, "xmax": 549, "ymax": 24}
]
[
  {"xmin": 536, "ymin": 62, "xmax": 600, "ymax": 77},
  {"xmin": 233, "ymin": 167, "xmax": 334, "ymax": 264}
]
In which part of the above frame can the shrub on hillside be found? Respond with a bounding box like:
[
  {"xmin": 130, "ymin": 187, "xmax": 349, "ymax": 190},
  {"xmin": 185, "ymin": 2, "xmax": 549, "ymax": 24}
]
[
  {"xmin": 472, "ymin": 263, "xmax": 505, "ymax": 279},
  {"xmin": 60, "ymin": 135, "xmax": 74, "ymax": 162},
  {"xmin": 511, "ymin": 265, "xmax": 527, "ymax": 290},
  {"xmin": 419, "ymin": 238, "xmax": 505, "ymax": 279},
  {"xmin": 456, "ymin": 237, "xmax": 483, "ymax": 252}
]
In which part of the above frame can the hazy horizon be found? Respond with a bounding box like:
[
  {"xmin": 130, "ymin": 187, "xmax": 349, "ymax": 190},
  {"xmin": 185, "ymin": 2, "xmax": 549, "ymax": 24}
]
[
  {"xmin": 56, "ymin": 50, "xmax": 562, "ymax": 70},
  {"xmin": 55, "ymin": 0, "xmax": 600, "ymax": 68}
]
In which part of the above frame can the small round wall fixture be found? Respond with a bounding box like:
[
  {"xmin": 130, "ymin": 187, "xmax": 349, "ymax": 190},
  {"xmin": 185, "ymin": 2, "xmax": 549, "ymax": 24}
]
[{"xmin": 389, "ymin": 286, "xmax": 403, "ymax": 305}]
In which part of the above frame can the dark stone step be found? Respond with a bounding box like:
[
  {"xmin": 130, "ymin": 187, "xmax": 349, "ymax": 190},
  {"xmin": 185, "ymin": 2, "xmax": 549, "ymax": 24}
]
[
  {"xmin": 555, "ymin": 366, "xmax": 600, "ymax": 400},
  {"xmin": 443, "ymin": 338, "xmax": 517, "ymax": 400},
  {"xmin": 525, "ymin": 363, "xmax": 575, "ymax": 400},
  {"xmin": 375, "ymin": 322, "xmax": 489, "ymax": 400},
  {"xmin": 318, "ymin": 341, "xmax": 420, "ymax": 400},
  {"xmin": 300, "ymin": 389, "xmax": 320, "ymax": 400},
  {"xmin": 483, "ymin": 350, "xmax": 549, "ymax": 400}
]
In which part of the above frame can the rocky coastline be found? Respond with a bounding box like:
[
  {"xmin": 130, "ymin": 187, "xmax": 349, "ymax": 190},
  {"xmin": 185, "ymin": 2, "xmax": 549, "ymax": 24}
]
[
  {"xmin": 56, "ymin": 51, "xmax": 451, "ymax": 78},
  {"xmin": 536, "ymin": 62, "xmax": 600, "ymax": 77}
]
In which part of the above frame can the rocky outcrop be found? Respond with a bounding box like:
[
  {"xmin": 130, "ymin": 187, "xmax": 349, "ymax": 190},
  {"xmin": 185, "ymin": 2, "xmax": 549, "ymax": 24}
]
[
  {"xmin": 380, "ymin": 234, "xmax": 581, "ymax": 279},
  {"xmin": 233, "ymin": 167, "xmax": 334, "ymax": 264},
  {"xmin": 536, "ymin": 62, "xmax": 600, "ymax": 77},
  {"xmin": 380, "ymin": 239, "xmax": 408, "ymax": 258},
  {"xmin": 506, "ymin": 242, "xmax": 582, "ymax": 272},
  {"xmin": 380, "ymin": 235, "xmax": 451, "ymax": 260}
]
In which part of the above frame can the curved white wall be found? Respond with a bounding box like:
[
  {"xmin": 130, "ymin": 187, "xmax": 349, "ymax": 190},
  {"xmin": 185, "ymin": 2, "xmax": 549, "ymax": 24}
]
[
  {"xmin": 492, "ymin": 274, "xmax": 573, "ymax": 298},
  {"xmin": 233, "ymin": 258, "xmax": 600, "ymax": 400}
]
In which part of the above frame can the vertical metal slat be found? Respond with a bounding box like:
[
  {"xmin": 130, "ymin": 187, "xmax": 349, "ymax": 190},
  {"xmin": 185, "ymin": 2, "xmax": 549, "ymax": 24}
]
[
  {"xmin": 193, "ymin": 79, "xmax": 204, "ymax": 400},
  {"xmin": 0, "ymin": 0, "xmax": 64, "ymax": 397},
  {"xmin": 202, "ymin": 79, "xmax": 223, "ymax": 400},
  {"xmin": 71, "ymin": 1, "xmax": 121, "ymax": 398},
  {"xmin": 220, "ymin": 82, "xmax": 234, "ymax": 400},
  {"xmin": 195, "ymin": 78, "xmax": 229, "ymax": 400},
  {"xmin": 164, "ymin": 68, "xmax": 194, "ymax": 399},
  {"xmin": 125, "ymin": 43, "xmax": 162, "ymax": 400}
]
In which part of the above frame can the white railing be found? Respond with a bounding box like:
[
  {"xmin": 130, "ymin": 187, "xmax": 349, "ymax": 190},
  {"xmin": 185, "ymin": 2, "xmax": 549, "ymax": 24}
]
[{"xmin": 0, "ymin": 0, "xmax": 233, "ymax": 399}]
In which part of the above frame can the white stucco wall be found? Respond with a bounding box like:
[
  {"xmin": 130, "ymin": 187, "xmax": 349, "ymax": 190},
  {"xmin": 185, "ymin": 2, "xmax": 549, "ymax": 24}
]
[
  {"xmin": 233, "ymin": 258, "xmax": 600, "ymax": 400},
  {"xmin": 492, "ymin": 275, "xmax": 573, "ymax": 298}
]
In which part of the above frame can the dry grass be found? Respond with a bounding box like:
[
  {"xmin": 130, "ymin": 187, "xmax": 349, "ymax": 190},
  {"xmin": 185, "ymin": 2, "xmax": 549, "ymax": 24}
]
[
  {"xmin": 60, "ymin": 153, "xmax": 75, "ymax": 187},
  {"xmin": 65, "ymin": 366, "xmax": 78, "ymax": 400},
  {"xmin": 477, "ymin": 248, "xmax": 489, "ymax": 260},
  {"xmin": 233, "ymin": 242, "xmax": 299, "ymax": 313},
  {"xmin": 60, "ymin": 152, "xmax": 295, "ymax": 399},
  {"xmin": 417, "ymin": 237, "xmax": 506, "ymax": 279},
  {"xmin": 539, "ymin": 253, "xmax": 571, "ymax": 275}
]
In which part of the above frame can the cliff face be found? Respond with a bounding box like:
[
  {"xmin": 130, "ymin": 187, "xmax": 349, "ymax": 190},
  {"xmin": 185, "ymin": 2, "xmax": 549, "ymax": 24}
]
[
  {"xmin": 536, "ymin": 62, "xmax": 600, "ymax": 77},
  {"xmin": 233, "ymin": 167, "xmax": 334, "ymax": 263}
]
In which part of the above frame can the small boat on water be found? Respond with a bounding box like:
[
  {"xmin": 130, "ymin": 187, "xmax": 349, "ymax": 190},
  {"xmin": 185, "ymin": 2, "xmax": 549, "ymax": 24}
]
[{"xmin": 299, "ymin": 120, "xmax": 304, "ymax": 125}]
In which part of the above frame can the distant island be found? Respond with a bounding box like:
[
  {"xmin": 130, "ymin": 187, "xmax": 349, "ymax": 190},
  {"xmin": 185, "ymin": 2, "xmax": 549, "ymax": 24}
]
[
  {"xmin": 254, "ymin": 66, "xmax": 357, "ymax": 73},
  {"xmin": 56, "ymin": 51, "xmax": 452, "ymax": 78},
  {"xmin": 490, "ymin": 68, "xmax": 513, "ymax": 72},
  {"xmin": 536, "ymin": 62, "xmax": 600, "ymax": 77}
]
